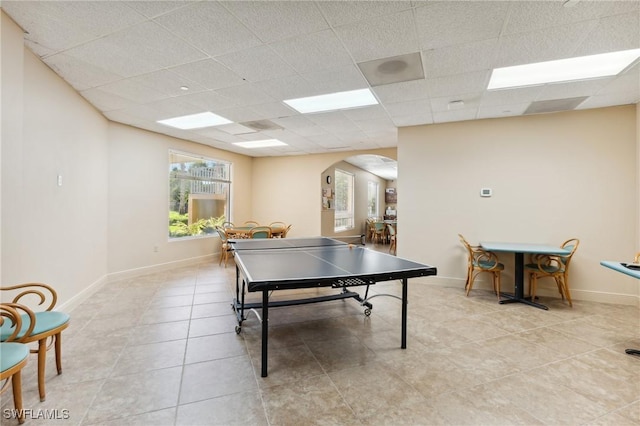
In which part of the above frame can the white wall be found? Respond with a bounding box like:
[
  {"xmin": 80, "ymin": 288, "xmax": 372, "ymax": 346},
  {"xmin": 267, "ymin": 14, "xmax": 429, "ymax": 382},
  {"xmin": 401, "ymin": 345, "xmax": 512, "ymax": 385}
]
[
  {"xmin": 2, "ymin": 15, "xmax": 109, "ymax": 308},
  {"xmin": 107, "ymin": 123, "xmax": 253, "ymax": 275},
  {"xmin": 399, "ymin": 106, "xmax": 639, "ymax": 305}
]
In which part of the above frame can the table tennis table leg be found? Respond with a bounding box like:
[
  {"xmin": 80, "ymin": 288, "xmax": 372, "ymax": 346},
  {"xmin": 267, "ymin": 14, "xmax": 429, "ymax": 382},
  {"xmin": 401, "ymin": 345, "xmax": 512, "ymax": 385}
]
[
  {"xmin": 261, "ymin": 289, "xmax": 269, "ymax": 377},
  {"xmin": 401, "ymin": 278, "xmax": 408, "ymax": 349}
]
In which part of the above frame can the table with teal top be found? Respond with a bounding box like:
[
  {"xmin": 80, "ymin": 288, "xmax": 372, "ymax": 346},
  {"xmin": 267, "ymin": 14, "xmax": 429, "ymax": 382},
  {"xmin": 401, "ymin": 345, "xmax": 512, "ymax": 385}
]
[
  {"xmin": 480, "ymin": 242, "xmax": 571, "ymax": 310},
  {"xmin": 600, "ymin": 260, "xmax": 640, "ymax": 356}
]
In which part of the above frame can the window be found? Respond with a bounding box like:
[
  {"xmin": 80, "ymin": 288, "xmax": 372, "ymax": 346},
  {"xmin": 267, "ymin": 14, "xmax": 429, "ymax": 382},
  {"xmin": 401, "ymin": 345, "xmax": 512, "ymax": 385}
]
[
  {"xmin": 168, "ymin": 150, "xmax": 231, "ymax": 239},
  {"xmin": 367, "ymin": 181, "xmax": 379, "ymax": 217},
  {"xmin": 334, "ymin": 169, "xmax": 354, "ymax": 231}
]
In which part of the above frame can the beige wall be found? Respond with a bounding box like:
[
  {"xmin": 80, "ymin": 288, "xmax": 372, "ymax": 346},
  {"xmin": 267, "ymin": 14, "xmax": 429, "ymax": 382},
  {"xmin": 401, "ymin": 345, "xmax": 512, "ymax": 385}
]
[
  {"xmin": 251, "ymin": 149, "xmax": 396, "ymax": 238},
  {"xmin": 2, "ymin": 15, "xmax": 110, "ymax": 308},
  {"xmin": 399, "ymin": 106, "xmax": 639, "ymax": 305},
  {"xmin": 319, "ymin": 161, "xmax": 388, "ymax": 238},
  {"xmin": 107, "ymin": 123, "xmax": 253, "ymax": 274}
]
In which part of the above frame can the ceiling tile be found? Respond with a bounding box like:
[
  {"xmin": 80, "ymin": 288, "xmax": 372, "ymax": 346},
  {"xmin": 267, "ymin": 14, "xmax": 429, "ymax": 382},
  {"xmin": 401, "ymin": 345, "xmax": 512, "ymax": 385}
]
[
  {"xmin": 430, "ymin": 95, "xmax": 481, "ymax": 113},
  {"xmin": 124, "ymin": 1, "xmax": 195, "ymax": 19},
  {"xmin": 215, "ymin": 84, "xmax": 275, "ymax": 107},
  {"xmin": 480, "ymin": 86, "xmax": 544, "ymax": 107},
  {"xmin": 433, "ymin": 108, "xmax": 478, "ymax": 124},
  {"xmin": 422, "ymin": 38, "xmax": 499, "ymax": 78},
  {"xmin": 216, "ymin": 45, "xmax": 298, "ymax": 83},
  {"xmin": 503, "ymin": 0, "xmax": 615, "ymax": 35},
  {"xmin": 222, "ymin": 1, "xmax": 328, "ymax": 43},
  {"xmin": 415, "ymin": 1, "xmax": 509, "ymax": 50},
  {"xmin": 426, "ymin": 70, "xmax": 490, "ymax": 98},
  {"xmin": 573, "ymin": 12, "xmax": 640, "ymax": 57},
  {"xmin": 385, "ymin": 98, "xmax": 432, "ymax": 118},
  {"xmin": 63, "ymin": 21, "xmax": 206, "ymax": 77},
  {"xmin": 248, "ymin": 102, "xmax": 298, "ymax": 120},
  {"xmin": 537, "ymin": 79, "xmax": 612, "ymax": 102},
  {"xmin": 259, "ymin": 75, "xmax": 323, "ymax": 100},
  {"xmin": 213, "ymin": 106, "xmax": 263, "ymax": 123},
  {"xmin": 305, "ymin": 111, "xmax": 360, "ymax": 133},
  {"xmin": 177, "ymin": 91, "xmax": 238, "ymax": 112},
  {"xmin": 168, "ymin": 59, "xmax": 246, "ymax": 91},
  {"xmin": 333, "ymin": 10, "xmax": 420, "ymax": 62},
  {"xmin": 372, "ymin": 79, "xmax": 430, "ymax": 104},
  {"xmin": 477, "ymin": 103, "xmax": 530, "ymax": 119},
  {"xmin": 91, "ymin": 78, "xmax": 168, "ymax": 104},
  {"xmin": 269, "ymin": 30, "xmax": 354, "ymax": 74},
  {"xmin": 128, "ymin": 70, "xmax": 208, "ymax": 98},
  {"xmin": 317, "ymin": 1, "xmax": 411, "ymax": 27},
  {"xmin": 342, "ymin": 105, "xmax": 390, "ymax": 122},
  {"xmin": 301, "ymin": 65, "xmax": 370, "ymax": 94},
  {"xmin": 494, "ymin": 20, "xmax": 600, "ymax": 68},
  {"xmin": 80, "ymin": 88, "xmax": 140, "ymax": 112},
  {"xmin": 43, "ymin": 53, "xmax": 123, "ymax": 91},
  {"xmin": 154, "ymin": 1, "xmax": 262, "ymax": 56}
]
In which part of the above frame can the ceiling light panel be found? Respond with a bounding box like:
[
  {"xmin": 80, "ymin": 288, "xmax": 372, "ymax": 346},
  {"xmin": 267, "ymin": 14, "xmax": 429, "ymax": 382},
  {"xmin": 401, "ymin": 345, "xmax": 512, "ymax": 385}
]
[
  {"xmin": 157, "ymin": 112, "xmax": 232, "ymax": 129},
  {"xmin": 488, "ymin": 49, "xmax": 640, "ymax": 90},
  {"xmin": 232, "ymin": 139, "xmax": 288, "ymax": 148},
  {"xmin": 284, "ymin": 89, "xmax": 379, "ymax": 114}
]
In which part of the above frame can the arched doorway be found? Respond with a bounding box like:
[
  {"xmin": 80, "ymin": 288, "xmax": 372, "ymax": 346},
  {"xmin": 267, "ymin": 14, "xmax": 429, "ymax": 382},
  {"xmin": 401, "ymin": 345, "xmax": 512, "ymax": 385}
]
[{"xmin": 320, "ymin": 155, "xmax": 397, "ymax": 246}]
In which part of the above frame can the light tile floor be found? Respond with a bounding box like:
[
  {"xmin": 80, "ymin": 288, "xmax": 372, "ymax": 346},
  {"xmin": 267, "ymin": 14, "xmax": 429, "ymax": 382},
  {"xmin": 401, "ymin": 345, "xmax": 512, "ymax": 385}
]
[{"xmin": 2, "ymin": 248, "xmax": 639, "ymax": 425}]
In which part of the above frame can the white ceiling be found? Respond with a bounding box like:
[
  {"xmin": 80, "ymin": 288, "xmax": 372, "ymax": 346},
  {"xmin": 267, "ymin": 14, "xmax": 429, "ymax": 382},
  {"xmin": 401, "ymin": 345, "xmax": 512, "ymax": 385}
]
[{"xmin": 3, "ymin": 0, "xmax": 639, "ymax": 165}]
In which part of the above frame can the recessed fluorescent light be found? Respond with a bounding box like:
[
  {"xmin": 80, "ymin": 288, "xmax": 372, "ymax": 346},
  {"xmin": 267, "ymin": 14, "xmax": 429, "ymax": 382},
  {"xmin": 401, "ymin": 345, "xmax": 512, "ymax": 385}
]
[
  {"xmin": 157, "ymin": 112, "xmax": 232, "ymax": 129},
  {"xmin": 488, "ymin": 48, "xmax": 640, "ymax": 90},
  {"xmin": 232, "ymin": 139, "xmax": 288, "ymax": 149},
  {"xmin": 284, "ymin": 88, "xmax": 378, "ymax": 114}
]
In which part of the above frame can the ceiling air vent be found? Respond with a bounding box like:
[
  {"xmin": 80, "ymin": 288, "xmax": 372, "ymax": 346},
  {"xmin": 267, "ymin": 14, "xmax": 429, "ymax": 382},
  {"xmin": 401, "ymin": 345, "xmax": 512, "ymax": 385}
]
[
  {"xmin": 240, "ymin": 120, "xmax": 283, "ymax": 131},
  {"xmin": 524, "ymin": 96, "xmax": 588, "ymax": 115}
]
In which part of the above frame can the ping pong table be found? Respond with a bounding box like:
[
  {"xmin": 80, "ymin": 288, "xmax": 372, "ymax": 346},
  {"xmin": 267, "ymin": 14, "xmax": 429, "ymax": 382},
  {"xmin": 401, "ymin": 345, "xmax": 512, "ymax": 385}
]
[{"xmin": 230, "ymin": 236, "xmax": 437, "ymax": 377}]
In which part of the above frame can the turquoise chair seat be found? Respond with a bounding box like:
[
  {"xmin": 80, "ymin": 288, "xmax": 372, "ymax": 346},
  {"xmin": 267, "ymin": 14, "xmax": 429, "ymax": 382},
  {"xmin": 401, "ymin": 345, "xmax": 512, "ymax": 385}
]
[
  {"xmin": 0, "ymin": 342, "xmax": 29, "ymax": 372},
  {"xmin": 0, "ymin": 311, "xmax": 70, "ymax": 341},
  {"xmin": 525, "ymin": 263, "xmax": 562, "ymax": 274},
  {"xmin": 476, "ymin": 259, "xmax": 504, "ymax": 270}
]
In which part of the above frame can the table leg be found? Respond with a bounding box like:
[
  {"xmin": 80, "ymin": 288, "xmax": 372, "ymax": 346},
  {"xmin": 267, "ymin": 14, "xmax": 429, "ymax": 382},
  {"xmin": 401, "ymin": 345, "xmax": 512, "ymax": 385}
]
[
  {"xmin": 401, "ymin": 278, "xmax": 408, "ymax": 349},
  {"xmin": 499, "ymin": 252, "xmax": 549, "ymax": 310},
  {"xmin": 625, "ymin": 349, "xmax": 640, "ymax": 356},
  {"xmin": 261, "ymin": 290, "xmax": 269, "ymax": 377}
]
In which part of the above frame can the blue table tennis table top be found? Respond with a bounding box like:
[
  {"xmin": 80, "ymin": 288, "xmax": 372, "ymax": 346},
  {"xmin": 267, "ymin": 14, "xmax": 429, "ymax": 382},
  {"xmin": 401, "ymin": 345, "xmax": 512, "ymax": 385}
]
[{"xmin": 230, "ymin": 237, "xmax": 437, "ymax": 292}]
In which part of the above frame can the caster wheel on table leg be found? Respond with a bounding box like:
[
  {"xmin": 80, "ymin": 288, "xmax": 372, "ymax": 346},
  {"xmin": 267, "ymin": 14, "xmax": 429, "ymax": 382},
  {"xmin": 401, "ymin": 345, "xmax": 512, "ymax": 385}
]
[
  {"xmin": 235, "ymin": 325, "xmax": 242, "ymax": 334},
  {"xmin": 364, "ymin": 308, "xmax": 371, "ymax": 317}
]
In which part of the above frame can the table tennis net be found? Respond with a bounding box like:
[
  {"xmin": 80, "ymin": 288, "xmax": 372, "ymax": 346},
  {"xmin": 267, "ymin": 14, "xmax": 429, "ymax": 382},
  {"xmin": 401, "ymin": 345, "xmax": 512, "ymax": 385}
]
[{"xmin": 230, "ymin": 235, "xmax": 365, "ymax": 251}]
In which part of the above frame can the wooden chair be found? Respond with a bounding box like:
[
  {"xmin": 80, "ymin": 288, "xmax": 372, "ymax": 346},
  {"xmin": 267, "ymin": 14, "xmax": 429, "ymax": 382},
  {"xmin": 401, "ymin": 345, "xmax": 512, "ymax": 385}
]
[
  {"xmin": 0, "ymin": 283, "xmax": 70, "ymax": 401},
  {"xmin": 281, "ymin": 224, "xmax": 292, "ymax": 238},
  {"xmin": 216, "ymin": 227, "xmax": 232, "ymax": 267},
  {"xmin": 458, "ymin": 234, "xmax": 504, "ymax": 300},
  {"xmin": 221, "ymin": 221, "xmax": 235, "ymax": 229},
  {"xmin": 372, "ymin": 221, "xmax": 386, "ymax": 244},
  {"xmin": 387, "ymin": 224, "xmax": 397, "ymax": 255},
  {"xmin": 526, "ymin": 238, "xmax": 579, "ymax": 307},
  {"xmin": 0, "ymin": 304, "xmax": 33, "ymax": 424},
  {"xmin": 250, "ymin": 226, "xmax": 272, "ymax": 239},
  {"xmin": 244, "ymin": 221, "xmax": 260, "ymax": 227},
  {"xmin": 269, "ymin": 222, "xmax": 287, "ymax": 238}
]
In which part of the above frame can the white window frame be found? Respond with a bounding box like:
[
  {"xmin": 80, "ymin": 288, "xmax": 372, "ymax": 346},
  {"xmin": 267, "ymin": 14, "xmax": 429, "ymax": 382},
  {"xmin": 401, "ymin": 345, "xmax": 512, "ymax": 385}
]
[
  {"xmin": 367, "ymin": 181, "xmax": 379, "ymax": 218},
  {"xmin": 168, "ymin": 150, "xmax": 231, "ymax": 240},
  {"xmin": 334, "ymin": 169, "xmax": 355, "ymax": 232}
]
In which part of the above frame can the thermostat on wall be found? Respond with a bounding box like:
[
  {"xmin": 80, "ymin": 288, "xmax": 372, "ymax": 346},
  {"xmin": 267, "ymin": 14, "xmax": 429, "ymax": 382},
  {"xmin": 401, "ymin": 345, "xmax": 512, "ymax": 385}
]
[{"xmin": 480, "ymin": 188, "xmax": 492, "ymax": 197}]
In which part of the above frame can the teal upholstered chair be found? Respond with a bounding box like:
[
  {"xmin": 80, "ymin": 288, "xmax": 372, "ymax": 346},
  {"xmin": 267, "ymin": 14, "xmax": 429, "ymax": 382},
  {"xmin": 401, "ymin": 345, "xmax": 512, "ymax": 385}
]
[
  {"xmin": 250, "ymin": 226, "xmax": 272, "ymax": 239},
  {"xmin": 0, "ymin": 283, "xmax": 70, "ymax": 401},
  {"xmin": 1, "ymin": 304, "xmax": 33, "ymax": 424},
  {"xmin": 459, "ymin": 234, "xmax": 504, "ymax": 300},
  {"xmin": 526, "ymin": 238, "xmax": 579, "ymax": 307}
]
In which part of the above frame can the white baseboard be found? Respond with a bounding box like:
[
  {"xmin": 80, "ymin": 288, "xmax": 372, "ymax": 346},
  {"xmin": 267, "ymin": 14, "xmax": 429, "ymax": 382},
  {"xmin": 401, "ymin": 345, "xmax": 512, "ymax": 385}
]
[
  {"xmin": 107, "ymin": 254, "xmax": 216, "ymax": 282},
  {"xmin": 59, "ymin": 275, "xmax": 109, "ymax": 313},
  {"xmin": 59, "ymin": 254, "xmax": 216, "ymax": 313},
  {"xmin": 420, "ymin": 276, "xmax": 639, "ymax": 306}
]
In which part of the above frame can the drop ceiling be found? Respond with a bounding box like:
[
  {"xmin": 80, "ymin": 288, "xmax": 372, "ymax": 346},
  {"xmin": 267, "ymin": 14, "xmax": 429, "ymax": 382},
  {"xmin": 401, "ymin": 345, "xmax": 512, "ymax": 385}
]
[{"xmin": 3, "ymin": 0, "xmax": 639, "ymax": 162}]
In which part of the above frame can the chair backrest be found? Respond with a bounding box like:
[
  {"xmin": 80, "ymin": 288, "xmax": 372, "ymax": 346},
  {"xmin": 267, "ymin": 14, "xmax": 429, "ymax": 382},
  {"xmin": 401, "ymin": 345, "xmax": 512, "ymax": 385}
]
[
  {"xmin": 244, "ymin": 221, "xmax": 260, "ymax": 227},
  {"xmin": 458, "ymin": 234, "xmax": 474, "ymax": 257},
  {"xmin": 560, "ymin": 238, "xmax": 580, "ymax": 265},
  {"xmin": 387, "ymin": 224, "xmax": 396, "ymax": 237},
  {"xmin": 216, "ymin": 227, "xmax": 228, "ymax": 242},
  {"xmin": 0, "ymin": 304, "xmax": 28, "ymax": 343},
  {"xmin": 250, "ymin": 226, "xmax": 272, "ymax": 239},
  {"xmin": 374, "ymin": 222, "xmax": 385, "ymax": 231},
  {"xmin": 269, "ymin": 221, "xmax": 286, "ymax": 229},
  {"xmin": 221, "ymin": 221, "xmax": 234, "ymax": 229},
  {"xmin": 635, "ymin": 252, "xmax": 640, "ymax": 263},
  {"xmin": 281, "ymin": 224, "xmax": 292, "ymax": 238}
]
